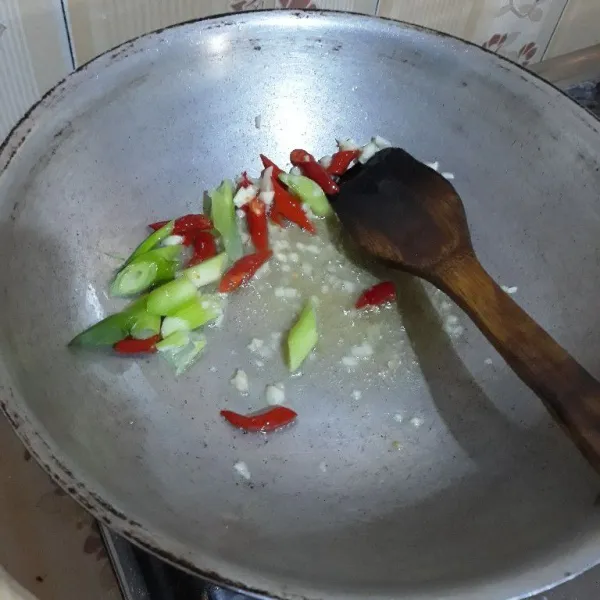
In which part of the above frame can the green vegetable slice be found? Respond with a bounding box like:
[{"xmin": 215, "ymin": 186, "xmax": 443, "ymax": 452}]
[
  {"xmin": 110, "ymin": 246, "xmax": 181, "ymax": 297},
  {"xmin": 125, "ymin": 220, "xmax": 174, "ymax": 265},
  {"xmin": 130, "ymin": 312, "xmax": 161, "ymax": 340},
  {"xmin": 182, "ymin": 252, "xmax": 227, "ymax": 289},
  {"xmin": 158, "ymin": 332, "xmax": 207, "ymax": 375},
  {"xmin": 146, "ymin": 278, "xmax": 197, "ymax": 316},
  {"xmin": 111, "ymin": 261, "xmax": 158, "ymax": 297},
  {"xmin": 209, "ymin": 180, "xmax": 242, "ymax": 260},
  {"xmin": 68, "ymin": 313, "xmax": 131, "ymax": 347},
  {"xmin": 287, "ymin": 300, "xmax": 318, "ymax": 371},
  {"xmin": 155, "ymin": 330, "xmax": 190, "ymax": 351},
  {"xmin": 142, "ymin": 245, "xmax": 183, "ymax": 263},
  {"xmin": 68, "ymin": 296, "xmax": 149, "ymax": 347},
  {"xmin": 160, "ymin": 295, "xmax": 221, "ymax": 338},
  {"xmin": 278, "ymin": 173, "xmax": 332, "ymax": 217}
]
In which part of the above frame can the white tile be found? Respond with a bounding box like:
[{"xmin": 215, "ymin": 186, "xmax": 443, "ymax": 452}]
[
  {"xmin": 19, "ymin": 0, "xmax": 73, "ymax": 91},
  {"xmin": 0, "ymin": 0, "xmax": 40, "ymax": 141},
  {"xmin": 546, "ymin": 0, "xmax": 600, "ymax": 58},
  {"xmin": 0, "ymin": 0, "xmax": 71, "ymax": 142}
]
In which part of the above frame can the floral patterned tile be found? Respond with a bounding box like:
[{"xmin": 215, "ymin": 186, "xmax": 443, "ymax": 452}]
[
  {"xmin": 476, "ymin": 0, "xmax": 570, "ymax": 65},
  {"xmin": 377, "ymin": 0, "xmax": 569, "ymax": 65}
]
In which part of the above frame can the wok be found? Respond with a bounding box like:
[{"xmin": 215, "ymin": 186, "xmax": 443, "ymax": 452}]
[{"xmin": 2, "ymin": 10, "xmax": 600, "ymax": 600}]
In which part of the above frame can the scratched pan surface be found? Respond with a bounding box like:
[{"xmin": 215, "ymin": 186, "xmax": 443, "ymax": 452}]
[{"xmin": 2, "ymin": 10, "xmax": 600, "ymax": 600}]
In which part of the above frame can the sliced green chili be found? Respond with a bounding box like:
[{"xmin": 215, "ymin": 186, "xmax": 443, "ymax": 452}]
[
  {"xmin": 210, "ymin": 180, "xmax": 242, "ymax": 260},
  {"xmin": 287, "ymin": 299, "xmax": 318, "ymax": 371},
  {"xmin": 111, "ymin": 246, "xmax": 182, "ymax": 297},
  {"xmin": 278, "ymin": 173, "xmax": 332, "ymax": 217},
  {"xmin": 124, "ymin": 220, "xmax": 175, "ymax": 266},
  {"xmin": 160, "ymin": 295, "xmax": 221, "ymax": 338},
  {"xmin": 146, "ymin": 278, "xmax": 197, "ymax": 316},
  {"xmin": 181, "ymin": 252, "xmax": 227, "ymax": 289}
]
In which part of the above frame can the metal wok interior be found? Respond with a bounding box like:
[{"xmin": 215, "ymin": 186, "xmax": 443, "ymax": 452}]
[{"xmin": 2, "ymin": 10, "xmax": 600, "ymax": 600}]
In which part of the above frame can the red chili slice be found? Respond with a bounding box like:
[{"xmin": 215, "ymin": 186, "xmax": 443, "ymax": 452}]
[
  {"xmin": 290, "ymin": 149, "xmax": 340, "ymax": 195},
  {"xmin": 355, "ymin": 281, "xmax": 396, "ymax": 309},
  {"xmin": 239, "ymin": 171, "xmax": 253, "ymax": 188},
  {"xmin": 218, "ymin": 250, "xmax": 272, "ymax": 293},
  {"xmin": 113, "ymin": 335, "xmax": 161, "ymax": 354},
  {"xmin": 188, "ymin": 231, "xmax": 217, "ymax": 267},
  {"xmin": 259, "ymin": 157, "xmax": 315, "ymax": 234},
  {"xmin": 272, "ymin": 183, "xmax": 316, "ymax": 234},
  {"xmin": 259, "ymin": 156, "xmax": 288, "ymax": 228},
  {"xmin": 327, "ymin": 149, "xmax": 360, "ymax": 176},
  {"xmin": 149, "ymin": 214, "xmax": 213, "ymax": 233},
  {"xmin": 246, "ymin": 197, "xmax": 269, "ymax": 252},
  {"xmin": 220, "ymin": 406, "xmax": 297, "ymax": 432},
  {"xmin": 269, "ymin": 205, "xmax": 286, "ymax": 227},
  {"xmin": 259, "ymin": 154, "xmax": 284, "ymax": 178}
]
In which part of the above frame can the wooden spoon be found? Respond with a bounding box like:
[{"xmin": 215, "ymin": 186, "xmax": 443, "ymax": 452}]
[{"xmin": 332, "ymin": 146, "xmax": 600, "ymax": 471}]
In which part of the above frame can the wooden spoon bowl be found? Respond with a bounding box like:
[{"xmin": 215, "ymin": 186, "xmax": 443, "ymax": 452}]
[{"xmin": 333, "ymin": 147, "xmax": 600, "ymax": 472}]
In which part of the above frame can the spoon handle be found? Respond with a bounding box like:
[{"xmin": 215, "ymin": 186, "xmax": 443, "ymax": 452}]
[{"xmin": 433, "ymin": 252, "xmax": 600, "ymax": 470}]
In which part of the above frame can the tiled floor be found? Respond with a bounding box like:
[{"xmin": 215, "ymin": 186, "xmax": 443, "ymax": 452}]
[{"xmin": 0, "ymin": 414, "xmax": 121, "ymax": 600}]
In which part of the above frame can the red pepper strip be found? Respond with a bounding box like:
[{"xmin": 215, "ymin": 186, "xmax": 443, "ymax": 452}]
[
  {"xmin": 188, "ymin": 231, "xmax": 217, "ymax": 267},
  {"xmin": 259, "ymin": 156, "xmax": 286, "ymax": 226},
  {"xmin": 246, "ymin": 198, "xmax": 269, "ymax": 252},
  {"xmin": 259, "ymin": 154, "xmax": 284, "ymax": 178},
  {"xmin": 290, "ymin": 149, "xmax": 340, "ymax": 195},
  {"xmin": 239, "ymin": 171, "xmax": 253, "ymax": 188},
  {"xmin": 269, "ymin": 205, "xmax": 286, "ymax": 227},
  {"xmin": 114, "ymin": 335, "xmax": 161, "ymax": 354},
  {"xmin": 272, "ymin": 182, "xmax": 316, "ymax": 234},
  {"xmin": 355, "ymin": 281, "xmax": 396, "ymax": 309},
  {"xmin": 259, "ymin": 156, "xmax": 315, "ymax": 234},
  {"xmin": 149, "ymin": 214, "xmax": 212, "ymax": 233},
  {"xmin": 220, "ymin": 406, "xmax": 297, "ymax": 433},
  {"xmin": 327, "ymin": 149, "xmax": 361, "ymax": 176},
  {"xmin": 219, "ymin": 250, "xmax": 273, "ymax": 293}
]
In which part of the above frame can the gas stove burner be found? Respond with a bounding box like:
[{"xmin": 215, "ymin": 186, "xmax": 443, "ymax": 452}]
[
  {"xmin": 202, "ymin": 586, "xmax": 254, "ymax": 600},
  {"xmin": 101, "ymin": 525, "xmax": 251, "ymax": 600}
]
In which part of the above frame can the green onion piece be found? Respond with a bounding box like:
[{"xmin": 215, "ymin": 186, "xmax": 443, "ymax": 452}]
[
  {"xmin": 181, "ymin": 252, "xmax": 227, "ymax": 289},
  {"xmin": 158, "ymin": 332, "xmax": 207, "ymax": 375},
  {"xmin": 125, "ymin": 220, "xmax": 175, "ymax": 265},
  {"xmin": 146, "ymin": 278, "xmax": 197, "ymax": 316},
  {"xmin": 111, "ymin": 261, "xmax": 158, "ymax": 297},
  {"xmin": 130, "ymin": 312, "xmax": 161, "ymax": 339},
  {"xmin": 278, "ymin": 173, "xmax": 332, "ymax": 217},
  {"xmin": 155, "ymin": 330, "xmax": 190, "ymax": 351},
  {"xmin": 69, "ymin": 296, "xmax": 151, "ymax": 347},
  {"xmin": 287, "ymin": 300, "xmax": 318, "ymax": 371},
  {"xmin": 142, "ymin": 244, "xmax": 183, "ymax": 263},
  {"xmin": 161, "ymin": 295, "xmax": 221, "ymax": 337},
  {"xmin": 68, "ymin": 313, "xmax": 131, "ymax": 347},
  {"xmin": 210, "ymin": 180, "xmax": 242, "ymax": 260},
  {"xmin": 110, "ymin": 246, "xmax": 182, "ymax": 297}
]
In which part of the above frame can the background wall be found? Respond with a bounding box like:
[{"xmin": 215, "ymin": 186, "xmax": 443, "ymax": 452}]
[{"xmin": 0, "ymin": 0, "xmax": 599, "ymax": 142}]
